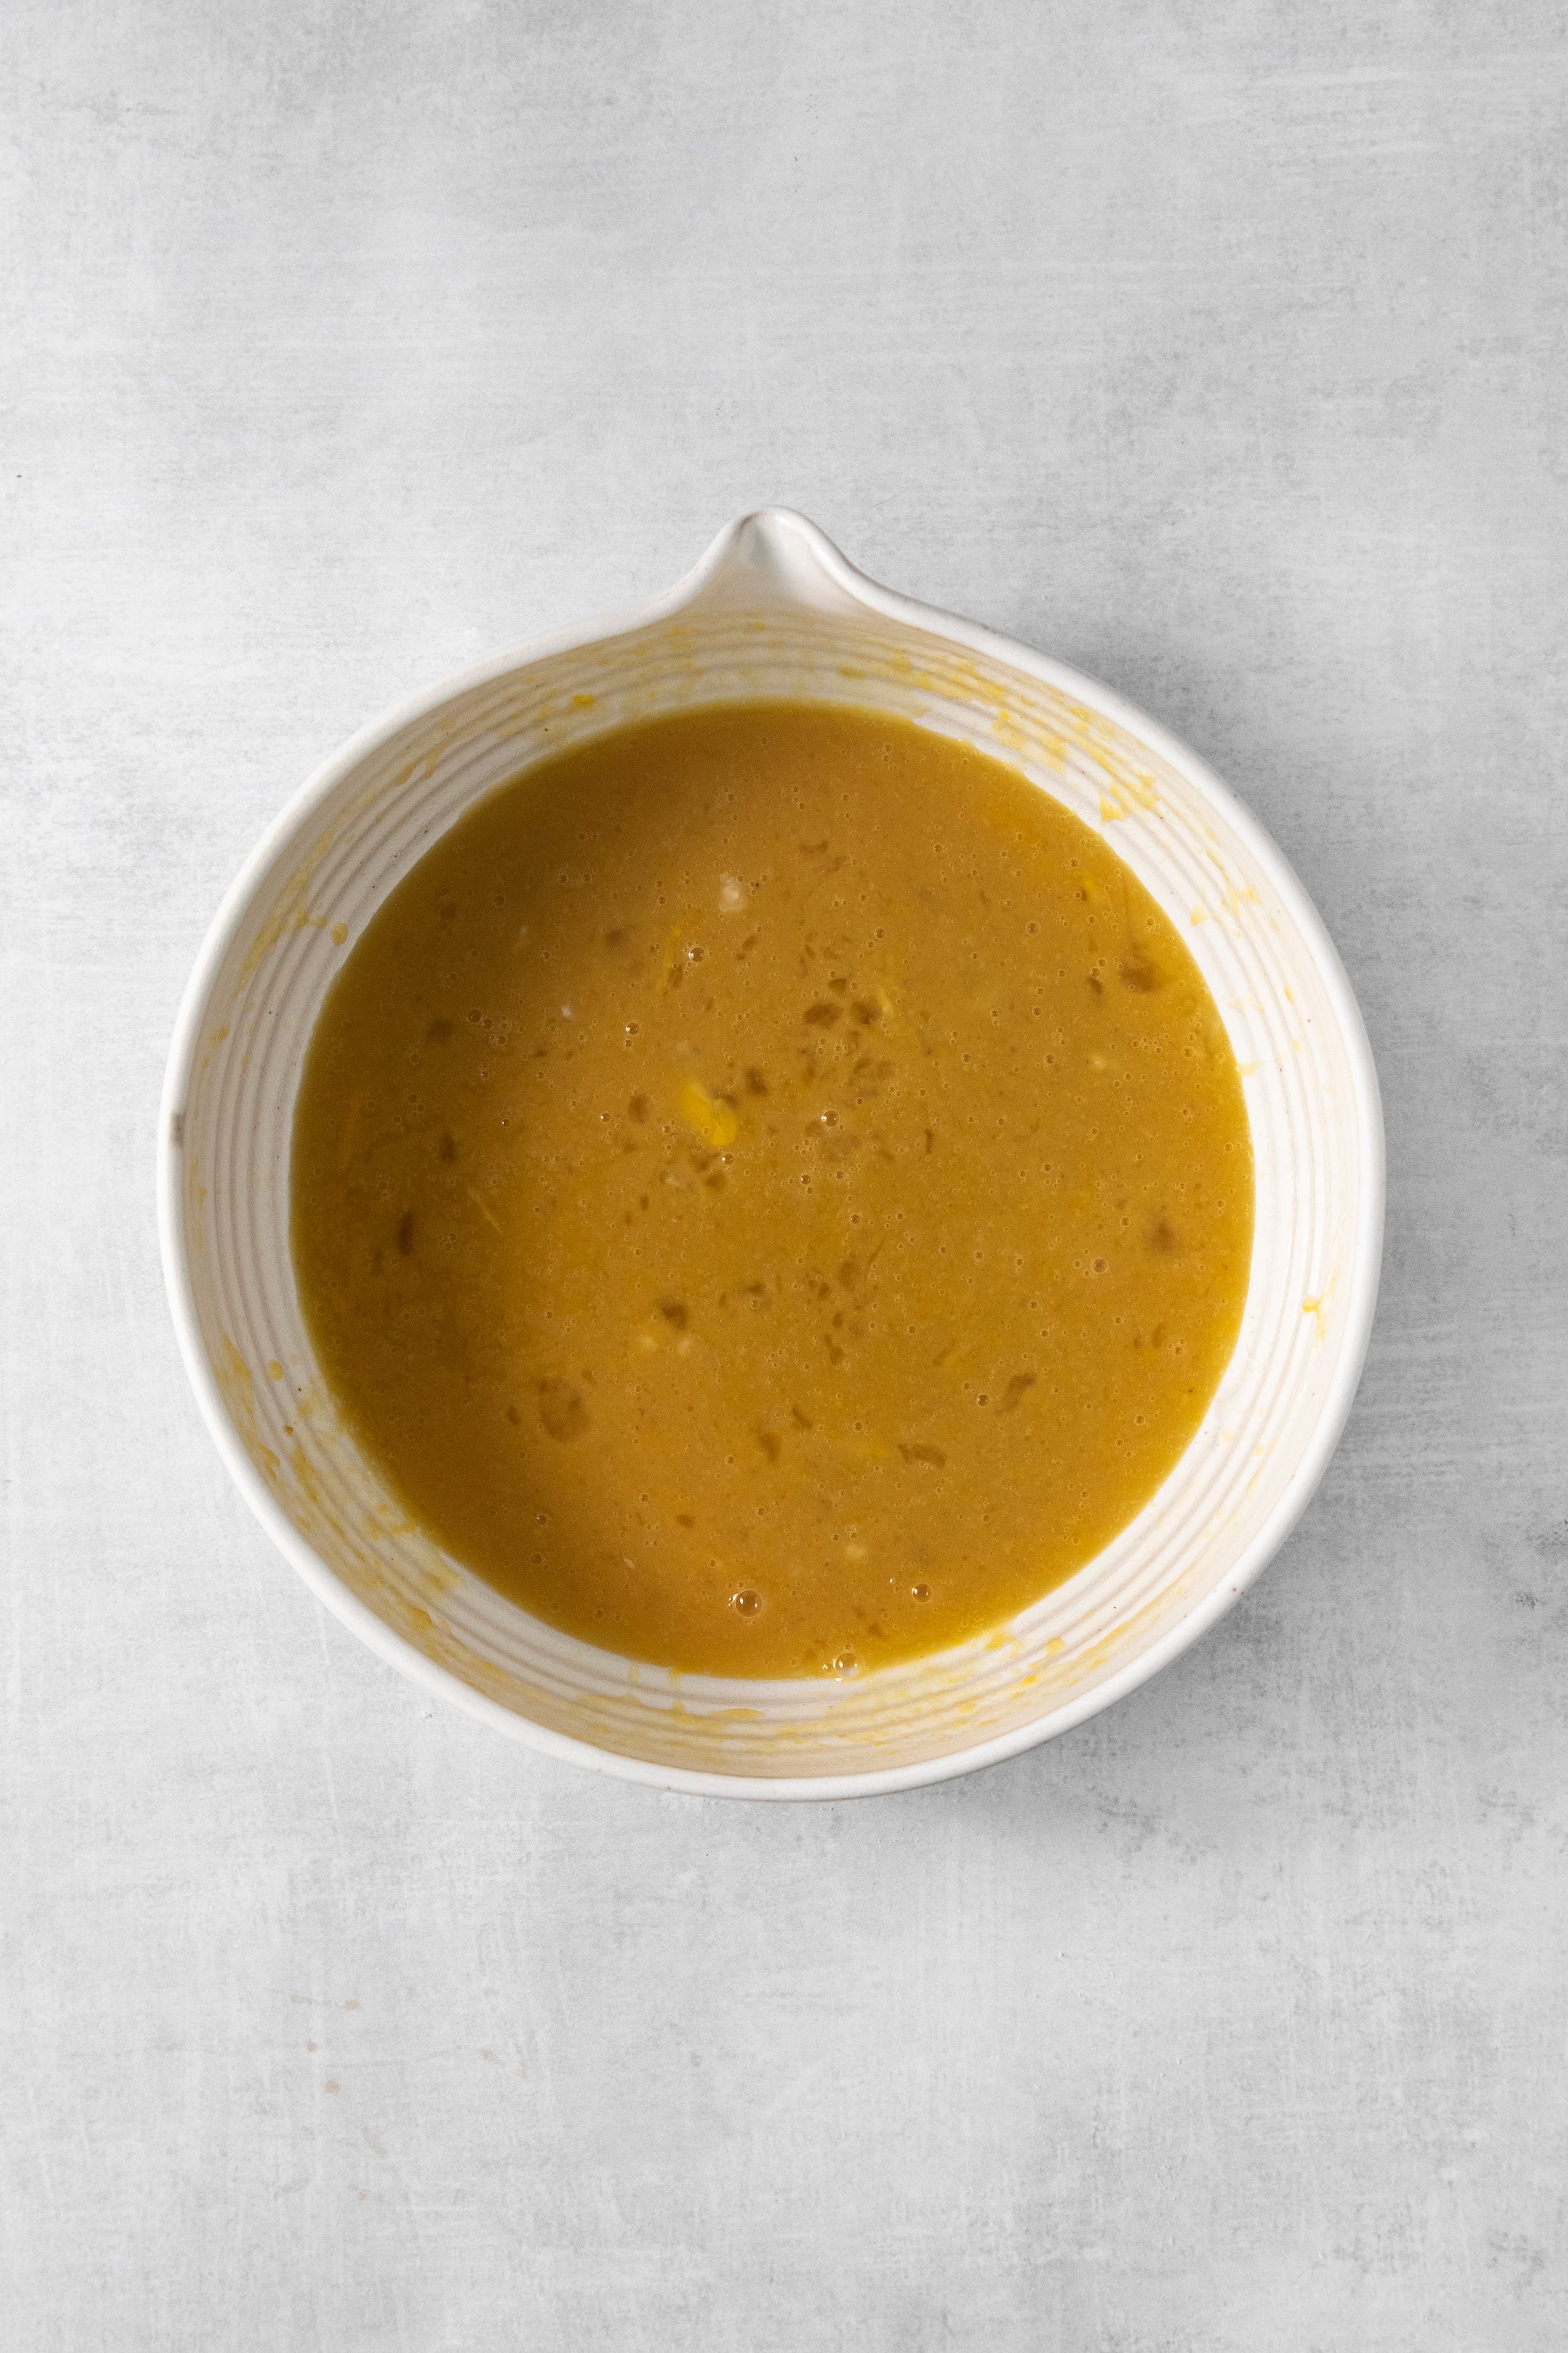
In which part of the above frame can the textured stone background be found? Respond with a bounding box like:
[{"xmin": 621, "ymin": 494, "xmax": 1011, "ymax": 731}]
[{"xmin": 4, "ymin": 3, "xmax": 1566, "ymax": 2346}]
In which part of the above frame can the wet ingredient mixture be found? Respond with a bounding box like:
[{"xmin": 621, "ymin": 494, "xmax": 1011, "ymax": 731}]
[{"xmin": 292, "ymin": 702, "xmax": 1254, "ymax": 1676}]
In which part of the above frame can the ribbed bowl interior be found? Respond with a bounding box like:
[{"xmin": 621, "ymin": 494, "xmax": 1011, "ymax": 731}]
[{"xmin": 170, "ymin": 583, "xmax": 1371, "ymax": 1785}]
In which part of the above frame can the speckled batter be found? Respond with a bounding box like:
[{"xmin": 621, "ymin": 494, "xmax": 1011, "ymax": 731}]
[{"xmin": 292, "ymin": 702, "xmax": 1253, "ymax": 1675}]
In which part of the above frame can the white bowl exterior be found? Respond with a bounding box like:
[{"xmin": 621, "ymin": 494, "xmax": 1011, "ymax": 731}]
[{"xmin": 160, "ymin": 513, "xmax": 1382, "ymax": 1797}]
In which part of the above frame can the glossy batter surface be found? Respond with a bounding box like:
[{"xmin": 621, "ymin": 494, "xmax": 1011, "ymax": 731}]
[{"xmin": 292, "ymin": 703, "xmax": 1253, "ymax": 1676}]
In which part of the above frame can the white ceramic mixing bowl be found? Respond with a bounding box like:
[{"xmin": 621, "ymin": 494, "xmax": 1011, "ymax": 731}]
[{"xmin": 160, "ymin": 510, "xmax": 1382, "ymax": 1798}]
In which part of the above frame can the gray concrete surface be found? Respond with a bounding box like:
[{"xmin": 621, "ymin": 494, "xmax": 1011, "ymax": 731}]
[{"xmin": 4, "ymin": 3, "xmax": 1566, "ymax": 2346}]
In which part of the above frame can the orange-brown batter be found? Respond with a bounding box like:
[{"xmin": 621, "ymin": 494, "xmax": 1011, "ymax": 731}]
[{"xmin": 291, "ymin": 702, "xmax": 1253, "ymax": 1676}]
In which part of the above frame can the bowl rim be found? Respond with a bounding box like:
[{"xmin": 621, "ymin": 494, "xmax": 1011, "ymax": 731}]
[{"xmin": 159, "ymin": 508, "xmax": 1385, "ymax": 1801}]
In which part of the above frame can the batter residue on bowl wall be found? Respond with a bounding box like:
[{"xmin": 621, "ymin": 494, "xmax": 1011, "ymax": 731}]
[{"xmin": 291, "ymin": 702, "xmax": 1253, "ymax": 1676}]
